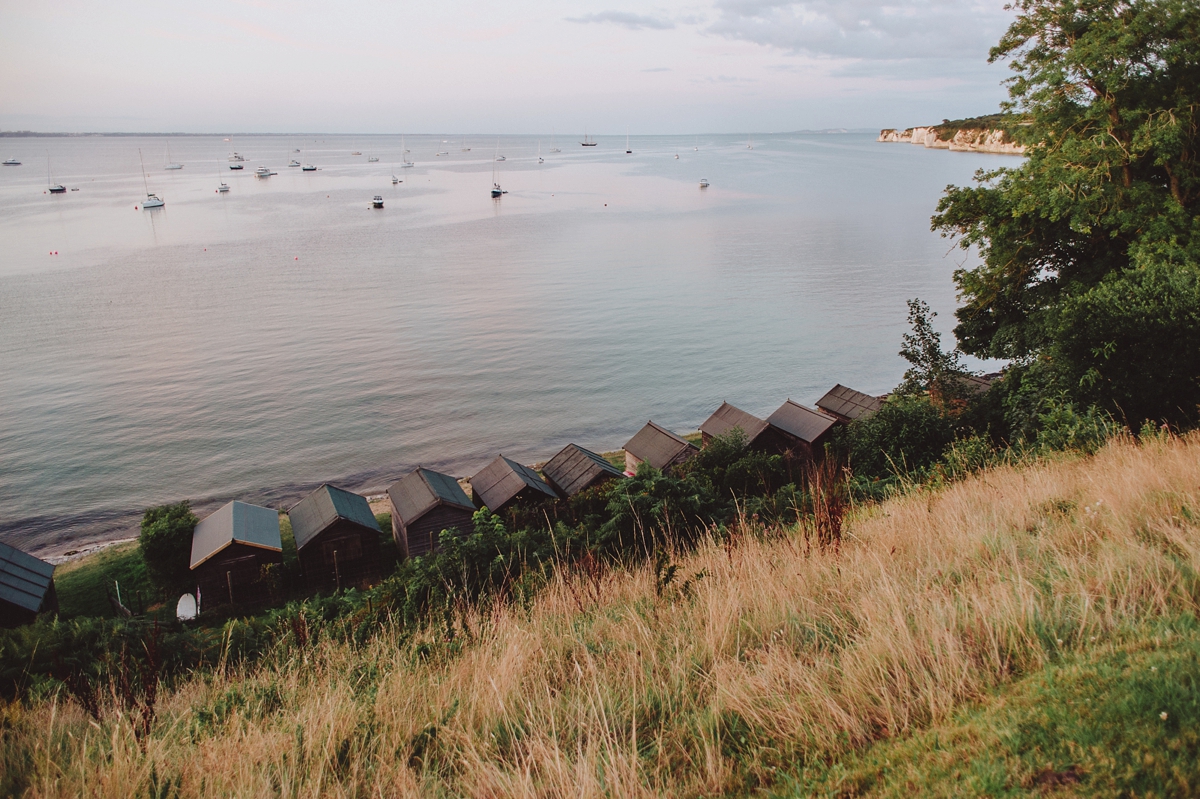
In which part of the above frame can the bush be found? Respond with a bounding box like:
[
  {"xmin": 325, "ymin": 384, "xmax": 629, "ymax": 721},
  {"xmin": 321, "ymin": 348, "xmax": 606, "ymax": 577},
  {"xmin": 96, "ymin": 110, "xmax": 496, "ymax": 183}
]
[
  {"xmin": 847, "ymin": 394, "xmax": 955, "ymax": 478},
  {"xmin": 138, "ymin": 502, "xmax": 198, "ymax": 597}
]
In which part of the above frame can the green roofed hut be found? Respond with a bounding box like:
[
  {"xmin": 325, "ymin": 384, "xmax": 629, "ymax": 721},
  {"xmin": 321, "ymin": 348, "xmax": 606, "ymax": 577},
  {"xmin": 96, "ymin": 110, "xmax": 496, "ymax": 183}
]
[
  {"xmin": 623, "ymin": 421, "xmax": 697, "ymax": 475},
  {"xmin": 815, "ymin": 384, "xmax": 885, "ymax": 424},
  {"xmin": 699, "ymin": 402, "xmax": 770, "ymax": 448},
  {"xmin": 289, "ymin": 484, "xmax": 382, "ymax": 590},
  {"xmin": 542, "ymin": 443, "xmax": 624, "ymax": 498},
  {"xmin": 0, "ymin": 541, "xmax": 57, "ymax": 628},
  {"xmin": 190, "ymin": 500, "xmax": 282, "ymax": 610},
  {"xmin": 763, "ymin": 399, "xmax": 839, "ymax": 464},
  {"xmin": 471, "ymin": 455, "xmax": 558, "ymax": 513},
  {"xmin": 387, "ymin": 468, "xmax": 476, "ymax": 559}
]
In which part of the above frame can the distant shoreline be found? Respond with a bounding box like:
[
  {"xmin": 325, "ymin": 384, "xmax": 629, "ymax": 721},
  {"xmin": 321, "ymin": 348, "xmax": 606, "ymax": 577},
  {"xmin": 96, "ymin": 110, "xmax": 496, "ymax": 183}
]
[{"xmin": 0, "ymin": 129, "xmax": 874, "ymax": 139}]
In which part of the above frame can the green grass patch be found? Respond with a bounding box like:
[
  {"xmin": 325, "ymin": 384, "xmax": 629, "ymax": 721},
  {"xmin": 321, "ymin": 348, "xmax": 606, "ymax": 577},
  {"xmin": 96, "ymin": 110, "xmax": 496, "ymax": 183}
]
[
  {"xmin": 778, "ymin": 616, "xmax": 1200, "ymax": 797},
  {"xmin": 53, "ymin": 541, "xmax": 157, "ymax": 619}
]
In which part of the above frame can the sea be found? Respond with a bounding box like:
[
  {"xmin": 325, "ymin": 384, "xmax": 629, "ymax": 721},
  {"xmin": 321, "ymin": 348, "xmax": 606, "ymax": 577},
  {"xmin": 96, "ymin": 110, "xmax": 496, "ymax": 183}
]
[{"xmin": 0, "ymin": 133, "xmax": 1009, "ymax": 556}]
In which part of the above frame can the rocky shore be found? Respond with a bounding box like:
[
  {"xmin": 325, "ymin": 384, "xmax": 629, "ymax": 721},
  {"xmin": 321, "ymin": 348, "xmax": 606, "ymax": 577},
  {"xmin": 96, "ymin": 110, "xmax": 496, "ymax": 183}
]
[{"xmin": 878, "ymin": 125, "xmax": 1025, "ymax": 155}]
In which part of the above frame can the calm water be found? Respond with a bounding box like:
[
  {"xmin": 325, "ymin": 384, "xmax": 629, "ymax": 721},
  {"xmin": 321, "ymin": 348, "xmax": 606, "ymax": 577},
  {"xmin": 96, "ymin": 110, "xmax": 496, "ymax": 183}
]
[{"xmin": 0, "ymin": 133, "xmax": 1005, "ymax": 555}]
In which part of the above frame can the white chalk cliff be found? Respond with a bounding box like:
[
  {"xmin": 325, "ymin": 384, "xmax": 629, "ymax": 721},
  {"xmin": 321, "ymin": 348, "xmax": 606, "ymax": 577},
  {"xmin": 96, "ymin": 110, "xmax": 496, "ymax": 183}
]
[{"xmin": 878, "ymin": 126, "xmax": 1025, "ymax": 155}]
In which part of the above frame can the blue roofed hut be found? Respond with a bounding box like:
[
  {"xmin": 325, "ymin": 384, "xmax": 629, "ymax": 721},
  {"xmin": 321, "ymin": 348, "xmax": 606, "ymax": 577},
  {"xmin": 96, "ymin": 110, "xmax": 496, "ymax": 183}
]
[
  {"xmin": 189, "ymin": 500, "xmax": 282, "ymax": 610},
  {"xmin": 0, "ymin": 541, "xmax": 57, "ymax": 628},
  {"xmin": 471, "ymin": 455, "xmax": 558, "ymax": 513},
  {"xmin": 699, "ymin": 402, "xmax": 770, "ymax": 448},
  {"xmin": 542, "ymin": 443, "xmax": 624, "ymax": 498},
  {"xmin": 388, "ymin": 468, "xmax": 476, "ymax": 559},
  {"xmin": 623, "ymin": 421, "xmax": 697, "ymax": 474},
  {"xmin": 289, "ymin": 484, "xmax": 382, "ymax": 590}
]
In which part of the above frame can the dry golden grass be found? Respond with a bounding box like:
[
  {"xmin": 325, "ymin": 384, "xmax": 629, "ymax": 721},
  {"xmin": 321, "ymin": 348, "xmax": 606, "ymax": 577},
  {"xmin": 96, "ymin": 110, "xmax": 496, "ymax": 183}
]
[{"xmin": 7, "ymin": 432, "xmax": 1200, "ymax": 797}]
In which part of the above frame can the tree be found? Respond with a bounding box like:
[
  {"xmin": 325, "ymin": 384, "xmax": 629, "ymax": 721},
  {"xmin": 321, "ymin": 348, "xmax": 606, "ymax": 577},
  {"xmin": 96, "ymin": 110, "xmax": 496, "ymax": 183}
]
[
  {"xmin": 897, "ymin": 298, "xmax": 972, "ymax": 407},
  {"xmin": 139, "ymin": 502, "xmax": 198, "ymax": 596},
  {"xmin": 933, "ymin": 0, "xmax": 1200, "ymax": 424}
]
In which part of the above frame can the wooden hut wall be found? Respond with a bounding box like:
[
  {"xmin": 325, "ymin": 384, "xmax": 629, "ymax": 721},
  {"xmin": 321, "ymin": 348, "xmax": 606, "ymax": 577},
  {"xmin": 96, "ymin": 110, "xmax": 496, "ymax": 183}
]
[
  {"xmin": 392, "ymin": 503, "xmax": 475, "ymax": 559},
  {"xmin": 193, "ymin": 543, "xmax": 282, "ymax": 610},
  {"xmin": 298, "ymin": 518, "xmax": 383, "ymax": 590}
]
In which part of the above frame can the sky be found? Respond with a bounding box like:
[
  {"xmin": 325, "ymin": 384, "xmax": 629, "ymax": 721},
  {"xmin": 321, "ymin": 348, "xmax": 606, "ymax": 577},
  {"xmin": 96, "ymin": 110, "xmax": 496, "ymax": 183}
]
[{"xmin": 0, "ymin": 0, "xmax": 1018, "ymax": 134}]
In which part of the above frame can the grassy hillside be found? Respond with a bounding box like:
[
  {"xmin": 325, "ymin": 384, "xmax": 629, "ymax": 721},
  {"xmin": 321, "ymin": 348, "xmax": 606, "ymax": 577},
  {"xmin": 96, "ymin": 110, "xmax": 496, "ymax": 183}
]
[{"xmin": 4, "ymin": 432, "xmax": 1199, "ymax": 797}]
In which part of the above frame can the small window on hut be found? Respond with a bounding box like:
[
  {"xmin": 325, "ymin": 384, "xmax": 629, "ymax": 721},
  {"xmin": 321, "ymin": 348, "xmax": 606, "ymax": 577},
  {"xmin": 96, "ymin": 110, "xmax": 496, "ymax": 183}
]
[{"xmin": 322, "ymin": 536, "xmax": 362, "ymax": 565}]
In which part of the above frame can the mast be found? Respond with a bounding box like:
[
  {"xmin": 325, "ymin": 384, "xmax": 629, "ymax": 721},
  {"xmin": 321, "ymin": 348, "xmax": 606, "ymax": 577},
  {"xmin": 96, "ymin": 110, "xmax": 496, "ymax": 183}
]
[{"xmin": 139, "ymin": 148, "xmax": 150, "ymax": 195}]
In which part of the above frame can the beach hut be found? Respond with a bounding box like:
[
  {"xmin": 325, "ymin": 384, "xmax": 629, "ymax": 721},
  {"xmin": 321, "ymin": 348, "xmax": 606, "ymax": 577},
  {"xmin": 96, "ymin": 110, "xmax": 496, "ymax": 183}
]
[
  {"xmin": 0, "ymin": 541, "xmax": 57, "ymax": 628},
  {"xmin": 387, "ymin": 468, "xmax": 476, "ymax": 559},
  {"xmin": 189, "ymin": 500, "xmax": 282, "ymax": 610},
  {"xmin": 699, "ymin": 402, "xmax": 770, "ymax": 447},
  {"xmin": 763, "ymin": 400, "xmax": 839, "ymax": 463},
  {"xmin": 815, "ymin": 384, "xmax": 885, "ymax": 424},
  {"xmin": 471, "ymin": 455, "xmax": 558, "ymax": 512},
  {"xmin": 623, "ymin": 421, "xmax": 698, "ymax": 474},
  {"xmin": 542, "ymin": 443, "xmax": 625, "ymax": 498},
  {"xmin": 289, "ymin": 484, "xmax": 382, "ymax": 590}
]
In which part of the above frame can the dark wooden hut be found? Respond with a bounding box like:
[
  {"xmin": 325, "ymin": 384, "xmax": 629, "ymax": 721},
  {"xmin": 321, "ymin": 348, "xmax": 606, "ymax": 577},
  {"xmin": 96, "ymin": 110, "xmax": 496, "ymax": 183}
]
[
  {"xmin": 623, "ymin": 421, "xmax": 698, "ymax": 474},
  {"xmin": 190, "ymin": 500, "xmax": 282, "ymax": 611},
  {"xmin": 815, "ymin": 384, "xmax": 885, "ymax": 424},
  {"xmin": 289, "ymin": 484, "xmax": 382, "ymax": 591},
  {"xmin": 387, "ymin": 468, "xmax": 476, "ymax": 559},
  {"xmin": 0, "ymin": 541, "xmax": 57, "ymax": 629},
  {"xmin": 471, "ymin": 455, "xmax": 558, "ymax": 512},
  {"xmin": 542, "ymin": 443, "xmax": 624, "ymax": 498},
  {"xmin": 763, "ymin": 400, "xmax": 839, "ymax": 463},
  {"xmin": 699, "ymin": 402, "xmax": 770, "ymax": 447}
]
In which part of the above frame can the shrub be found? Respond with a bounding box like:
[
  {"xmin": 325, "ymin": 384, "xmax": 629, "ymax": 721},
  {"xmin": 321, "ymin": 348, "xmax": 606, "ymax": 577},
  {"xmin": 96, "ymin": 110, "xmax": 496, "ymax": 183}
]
[
  {"xmin": 138, "ymin": 502, "xmax": 198, "ymax": 597},
  {"xmin": 847, "ymin": 394, "xmax": 955, "ymax": 478}
]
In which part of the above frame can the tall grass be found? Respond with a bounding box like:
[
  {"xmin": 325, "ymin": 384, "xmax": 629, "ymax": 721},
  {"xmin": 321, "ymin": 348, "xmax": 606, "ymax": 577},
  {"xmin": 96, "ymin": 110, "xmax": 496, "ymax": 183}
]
[{"xmin": 5, "ymin": 432, "xmax": 1200, "ymax": 797}]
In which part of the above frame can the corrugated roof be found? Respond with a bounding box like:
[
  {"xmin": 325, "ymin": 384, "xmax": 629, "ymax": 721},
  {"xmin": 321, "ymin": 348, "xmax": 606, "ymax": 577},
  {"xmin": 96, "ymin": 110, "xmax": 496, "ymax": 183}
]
[
  {"xmin": 190, "ymin": 501, "xmax": 282, "ymax": 569},
  {"xmin": 815, "ymin": 384, "xmax": 885, "ymax": 422},
  {"xmin": 388, "ymin": 468, "xmax": 474, "ymax": 524},
  {"xmin": 472, "ymin": 456, "xmax": 557, "ymax": 511},
  {"xmin": 699, "ymin": 402, "xmax": 770, "ymax": 442},
  {"xmin": 766, "ymin": 400, "xmax": 838, "ymax": 444},
  {"xmin": 0, "ymin": 540, "xmax": 55, "ymax": 614},
  {"xmin": 288, "ymin": 484, "xmax": 380, "ymax": 551},
  {"xmin": 624, "ymin": 421, "xmax": 697, "ymax": 470},
  {"xmin": 542, "ymin": 444, "xmax": 624, "ymax": 497}
]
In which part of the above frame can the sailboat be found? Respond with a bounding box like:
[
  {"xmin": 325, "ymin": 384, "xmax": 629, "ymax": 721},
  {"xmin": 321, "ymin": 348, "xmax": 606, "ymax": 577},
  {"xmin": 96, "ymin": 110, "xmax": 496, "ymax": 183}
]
[
  {"xmin": 46, "ymin": 154, "xmax": 65, "ymax": 193},
  {"xmin": 400, "ymin": 136, "xmax": 414, "ymax": 167},
  {"xmin": 626, "ymin": 132, "xmax": 632, "ymax": 154},
  {"xmin": 302, "ymin": 149, "xmax": 317, "ymax": 171},
  {"xmin": 138, "ymin": 149, "xmax": 164, "ymax": 208},
  {"xmin": 490, "ymin": 140, "xmax": 506, "ymax": 198},
  {"xmin": 747, "ymin": 134, "xmax": 754, "ymax": 150},
  {"xmin": 216, "ymin": 159, "xmax": 229, "ymax": 193},
  {"xmin": 164, "ymin": 141, "xmax": 183, "ymax": 169},
  {"xmin": 537, "ymin": 141, "xmax": 543, "ymax": 164},
  {"xmin": 581, "ymin": 129, "xmax": 597, "ymax": 146},
  {"xmin": 461, "ymin": 138, "xmax": 470, "ymax": 152},
  {"xmin": 549, "ymin": 131, "xmax": 560, "ymax": 153}
]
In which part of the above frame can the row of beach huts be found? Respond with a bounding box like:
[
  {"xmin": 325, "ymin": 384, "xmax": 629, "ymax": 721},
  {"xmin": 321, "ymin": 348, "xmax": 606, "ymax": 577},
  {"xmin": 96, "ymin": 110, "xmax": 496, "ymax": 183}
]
[{"xmin": 1, "ymin": 384, "xmax": 886, "ymax": 624}]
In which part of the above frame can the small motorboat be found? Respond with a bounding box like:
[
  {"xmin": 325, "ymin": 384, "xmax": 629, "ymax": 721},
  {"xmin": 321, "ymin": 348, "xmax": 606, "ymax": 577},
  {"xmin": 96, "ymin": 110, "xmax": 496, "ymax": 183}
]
[
  {"xmin": 435, "ymin": 151, "xmax": 448, "ymax": 156},
  {"xmin": 538, "ymin": 157, "xmax": 544, "ymax": 164},
  {"xmin": 217, "ymin": 182, "xmax": 230, "ymax": 193},
  {"xmin": 229, "ymin": 153, "xmax": 246, "ymax": 162},
  {"xmin": 351, "ymin": 150, "xmax": 362, "ymax": 155},
  {"xmin": 491, "ymin": 183, "xmax": 506, "ymax": 198},
  {"xmin": 255, "ymin": 166, "xmax": 277, "ymax": 178},
  {"xmin": 229, "ymin": 163, "xmax": 244, "ymax": 170},
  {"xmin": 302, "ymin": 164, "xmax": 317, "ymax": 171},
  {"xmin": 674, "ymin": 153, "xmax": 679, "ymax": 159},
  {"xmin": 49, "ymin": 184, "xmax": 66, "ymax": 194},
  {"xmin": 288, "ymin": 160, "xmax": 301, "ymax": 167},
  {"xmin": 142, "ymin": 193, "xmax": 164, "ymax": 209},
  {"xmin": 293, "ymin": 148, "xmax": 301, "ymax": 153},
  {"xmin": 2, "ymin": 158, "xmax": 20, "ymax": 166},
  {"xmin": 495, "ymin": 155, "xmax": 506, "ymax": 162},
  {"xmin": 367, "ymin": 156, "xmax": 379, "ymax": 162},
  {"xmin": 699, "ymin": 178, "xmax": 709, "ymax": 188},
  {"xmin": 401, "ymin": 160, "xmax": 414, "ymax": 168},
  {"xmin": 372, "ymin": 195, "xmax": 384, "ymax": 208}
]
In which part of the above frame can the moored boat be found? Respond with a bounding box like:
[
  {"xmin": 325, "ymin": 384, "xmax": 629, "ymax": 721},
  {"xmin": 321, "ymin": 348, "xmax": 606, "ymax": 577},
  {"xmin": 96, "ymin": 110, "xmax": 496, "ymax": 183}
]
[
  {"xmin": 2, "ymin": 158, "xmax": 20, "ymax": 166},
  {"xmin": 372, "ymin": 195, "xmax": 384, "ymax": 208}
]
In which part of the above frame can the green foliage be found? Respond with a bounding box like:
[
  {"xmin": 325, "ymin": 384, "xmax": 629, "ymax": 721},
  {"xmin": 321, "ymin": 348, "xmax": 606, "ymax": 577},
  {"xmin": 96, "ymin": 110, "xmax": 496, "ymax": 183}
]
[
  {"xmin": 933, "ymin": 0, "xmax": 1200, "ymax": 419},
  {"xmin": 1052, "ymin": 262, "xmax": 1200, "ymax": 426},
  {"xmin": 847, "ymin": 395, "xmax": 956, "ymax": 478},
  {"xmin": 138, "ymin": 502, "xmax": 198, "ymax": 597},
  {"xmin": 54, "ymin": 543, "xmax": 157, "ymax": 620},
  {"xmin": 1033, "ymin": 397, "xmax": 1119, "ymax": 455},
  {"xmin": 898, "ymin": 298, "xmax": 971, "ymax": 401}
]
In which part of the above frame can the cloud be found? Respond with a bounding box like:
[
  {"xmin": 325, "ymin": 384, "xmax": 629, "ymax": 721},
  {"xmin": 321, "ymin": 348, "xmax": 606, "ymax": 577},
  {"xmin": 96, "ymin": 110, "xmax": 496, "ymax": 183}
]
[
  {"xmin": 708, "ymin": 0, "xmax": 1014, "ymax": 62},
  {"xmin": 566, "ymin": 11, "xmax": 676, "ymax": 30}
]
